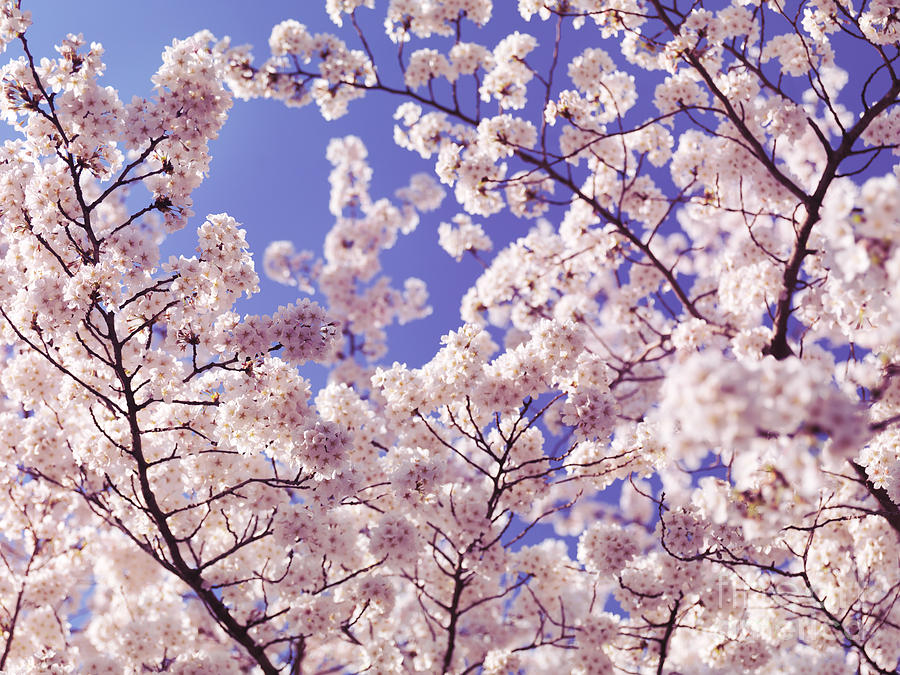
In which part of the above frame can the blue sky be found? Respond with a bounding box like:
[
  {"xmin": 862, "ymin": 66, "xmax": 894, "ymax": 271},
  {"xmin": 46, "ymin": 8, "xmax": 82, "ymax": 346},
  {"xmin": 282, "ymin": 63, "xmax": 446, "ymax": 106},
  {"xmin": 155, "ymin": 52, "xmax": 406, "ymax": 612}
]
[
  {"xmin": 9, "ymin": 1, "xmax": 888, "ymax": 379},
  {"xmin": 11, "ymin": 1, "xmax": 547, "ymax": 376}
]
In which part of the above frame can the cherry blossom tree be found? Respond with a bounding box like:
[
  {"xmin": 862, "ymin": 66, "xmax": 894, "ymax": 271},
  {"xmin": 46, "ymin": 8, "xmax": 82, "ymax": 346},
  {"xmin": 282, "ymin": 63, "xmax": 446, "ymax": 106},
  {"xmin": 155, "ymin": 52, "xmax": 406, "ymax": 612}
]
[{"xmin": 0, "ymin": 0, "xmax": 898, "ymax": 672}]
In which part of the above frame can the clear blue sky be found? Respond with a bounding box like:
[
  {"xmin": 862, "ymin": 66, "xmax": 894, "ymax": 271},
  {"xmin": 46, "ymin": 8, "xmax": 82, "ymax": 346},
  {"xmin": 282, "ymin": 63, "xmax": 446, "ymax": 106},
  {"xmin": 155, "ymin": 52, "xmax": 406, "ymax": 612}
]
[
  {"xmin": 10, "ymin": 1, "xmax": 548, "ymax": 375},
  {"xmin": 8, "ymin": 1, "xmax": 886, "ymax": 378}
]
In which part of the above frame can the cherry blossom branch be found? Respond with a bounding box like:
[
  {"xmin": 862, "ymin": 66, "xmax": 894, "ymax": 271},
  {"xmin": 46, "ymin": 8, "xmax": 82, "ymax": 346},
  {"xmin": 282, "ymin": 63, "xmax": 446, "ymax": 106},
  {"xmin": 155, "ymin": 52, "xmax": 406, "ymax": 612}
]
[{"xmin": 766, "ymin": 76, "xmax": 900, "ymax": 359}]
